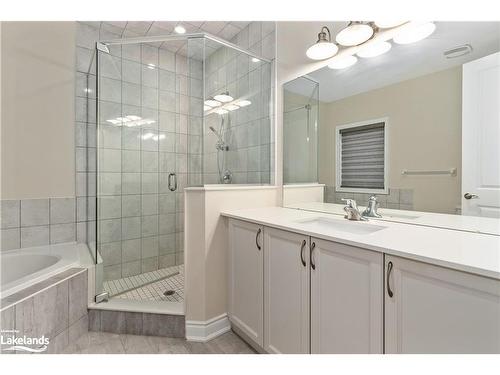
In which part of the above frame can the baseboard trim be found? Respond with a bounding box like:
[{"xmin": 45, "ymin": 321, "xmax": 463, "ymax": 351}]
[{"xmin": 185, "ymin": 313, "xmax": 231, "ymax": 342}]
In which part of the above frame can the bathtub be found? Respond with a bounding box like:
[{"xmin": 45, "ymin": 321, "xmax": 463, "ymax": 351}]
[{"xmin": 0, "ymin": 242, "xmax": 92, "ymax": 299}]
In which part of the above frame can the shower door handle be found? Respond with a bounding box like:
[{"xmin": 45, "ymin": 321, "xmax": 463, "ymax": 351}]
[{"xmin": 168, "ymin": 173, "xmax": 177, "ymax": 192}]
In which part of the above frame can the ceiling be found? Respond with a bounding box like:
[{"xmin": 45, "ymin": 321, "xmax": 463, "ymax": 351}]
[
  {"xmin": 84, "ymin": 21, "xmax": 250, "ymax": 54},
  {"xmin": 282, "ymin": 22, "xmax": 500, "ymax": 102}
]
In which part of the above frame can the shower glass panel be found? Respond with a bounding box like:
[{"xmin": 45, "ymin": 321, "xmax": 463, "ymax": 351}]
[
  {"xmin": 201, "ymin": 37, "xmax": 273, "ymax": 185},
  {"xmin": 93, "ymin": 33, "xmax": 272, "ymax": 304},
  {"xmin": 283, "ymin": 76, "xmax": 319, "ymax": 184}
]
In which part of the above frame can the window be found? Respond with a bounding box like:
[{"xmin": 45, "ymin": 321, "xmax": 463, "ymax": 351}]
[{"xmin": 335, "ymin": 118, "xmax": 388, "ymax": 194}]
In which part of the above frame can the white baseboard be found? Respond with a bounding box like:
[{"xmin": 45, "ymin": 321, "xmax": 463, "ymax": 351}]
[{"xmin": 185, "ymin": 313, "xmax": 231, "ymax": 342}]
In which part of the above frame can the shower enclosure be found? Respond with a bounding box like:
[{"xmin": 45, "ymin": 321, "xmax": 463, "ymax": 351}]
[
  {"xmin": 283, "ymin": 76, "xmax": 319, "ymax": 184},
  {"xmin": 87, "ymin": 32, "xmax": 273, "ymax": 308}
]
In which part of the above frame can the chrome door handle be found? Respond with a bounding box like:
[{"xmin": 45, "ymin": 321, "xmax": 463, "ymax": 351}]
[
  {"xmin": 310, "ymin": 242, "xmax": 316, "ymax": 270},
  {"xmin": 464, "ymin": 192, "xmax": 479, "ymax": 200},
  {"xmin": 387, "ymin": 261, "xmax": 394, "ymax": 298},
  {"xmin": 168, "ymin": 173, "xmax": 177, "ymax": 191},
  {"xmin": 255, "ymin": 228, "xmax": 262, "ymax": 251},
  {"xmin": 300, "ymin": 240, "xmax": 306, "ymax": 267}
]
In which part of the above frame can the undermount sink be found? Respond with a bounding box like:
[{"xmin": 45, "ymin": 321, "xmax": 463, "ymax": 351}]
[{"xmin": 295, "ymin": 217, "xmax": 387, "ymax": 235}]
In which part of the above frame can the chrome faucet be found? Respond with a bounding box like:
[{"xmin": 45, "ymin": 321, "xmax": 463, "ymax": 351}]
[
  {"xmin": 362, "ymin": 195, "xmax": 382, "ymax": 218},
  {"xmin": 342, "ymin": 199, "xmax": 367, "ymax": 221}
]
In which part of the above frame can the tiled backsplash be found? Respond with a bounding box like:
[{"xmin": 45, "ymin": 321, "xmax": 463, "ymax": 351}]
[
  {"xmin": 0, "ymin": 198, "xmax": 77, "ymax": 251},
  {"xmin": 324, "ymin": 186, "xmax": 414, "ymax": 211}
]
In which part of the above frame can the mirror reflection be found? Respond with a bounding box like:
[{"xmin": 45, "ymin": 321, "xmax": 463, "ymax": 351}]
[{"xmin": 283, "ymin": 21, "xmax": 500, "ymax": 233}]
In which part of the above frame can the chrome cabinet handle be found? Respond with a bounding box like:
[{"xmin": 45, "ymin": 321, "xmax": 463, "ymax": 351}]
[
  {"xmin": 310, "ymin": 242, "xmax": 316, "ymax": 270},
  {"xmin": 387, "ymin": 261, "xmax": 394, "ymax": 298},
  {"xmin": 168, "ymin": 173, "xmax": 177, "ymax": 192},
  {"xmin": 255, "ymin": 228, "xmax": 262, "ymax": 251},
  {"xmin": 464, "ymin": 192, "xmax": 479, "ymax": 200},
  {"xmin": 300, "ymin": 239, "xmax": 306, "ymax": 267}
]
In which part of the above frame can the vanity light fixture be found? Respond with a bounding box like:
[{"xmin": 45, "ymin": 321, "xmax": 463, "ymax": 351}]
[
  {"xmin": 214, "ymin": 92, "xmax": 234, "ymax": 103},
  {"xmin": 174, "ymin": 25, "xmax": 186, "ymax": 34},
  {"xmin": 336, "ymin": 22, "xmax": 374, "ymax": 47},
  {"xmin": 236, "ymin": 99, "xmax": 251, "ymax": 107},
  {"xmin": 225, "ymin": 104, "xmax": 240, "ymax": 111},
  {"xmin": 306, "ymin": 26, "xmax": 339, "ymax": 60},
  {"xmin": 214, "ymin": 108, "xmax": 229, "ymax": 115},
  {"xmin": 393, "ymin": 22, "xmax": 436, "ymax": 44},
  {"xmin": 357, "ymin": 41, "xmax": 392, "ymax": 58},
  {"xmin": 328, "ymin": 55, "xmax": 358, "ymax": 69},
  {"xmin": 204, "ymin": 99, "xmax": 221, "ymax": 107}
]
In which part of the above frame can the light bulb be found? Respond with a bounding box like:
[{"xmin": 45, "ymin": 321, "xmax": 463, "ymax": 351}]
[
  {"xmin": 357, "ymin": 41, "xmax": 392, "ymax": 58},
  {"xmin": 306, "ymin": 41, "xmax": 338, "ymax": 60},
  {"xmin": 204, "ymin": 99, "xmax": 221, "ymax": 107},
  {"xmin": 214, "ymin": 93, "xmax": 234, "ymax": 103},
  {"xmin": 328, "ymin": 55, "xmax": 358, "ymax": 69},
  {"xmin": 393, "ymin": 22, "xmax": 436, "ymax": 44},
  {"xmin": 336, "ymin": 23, "xmax": 374, "ymax": 47},
  {"xmin": 236, "ymin": 100, "xmax": 251, "ymax": 107}
]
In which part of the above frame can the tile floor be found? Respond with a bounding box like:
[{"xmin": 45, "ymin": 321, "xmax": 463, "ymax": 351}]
[
  {"xmin": 104, "ymin": 265, "xmax": 182, "ymax": 297},
  {"xmin": 62, "ymin": 331, "xmax": 256, "ymax": 354},
  {"xmin": 114, "ymin": 266, "xmax": 184, "ymax": 302}
]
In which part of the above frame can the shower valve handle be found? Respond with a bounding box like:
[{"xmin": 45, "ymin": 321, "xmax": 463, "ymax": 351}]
[{"xmin": 168, "ymin": 173, "xmax": 177, "ymax": 192}]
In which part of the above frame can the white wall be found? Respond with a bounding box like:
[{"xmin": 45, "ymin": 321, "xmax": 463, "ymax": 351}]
[
  {"xmin": 1, "ymin": 22, "xmax": 76, "ymax": 199},
  {"xmin": 185, "ymin": 186, "xmax": 280, "ymax": 322}
]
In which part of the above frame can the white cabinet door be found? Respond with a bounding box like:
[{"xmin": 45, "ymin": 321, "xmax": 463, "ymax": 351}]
[
  {"xmin": 385, "ymin": 255, "xmax": 500, "ymax": 353},
  {"xmin": 462, "ymin": 52, "xmax": 500, "ymax": 217},
  {"xmin": 228, "ymin": 219, "xmax": 264, "ymax": 347},
  {"xmin": 310, "ymin": 238, "xmax": 383, "ymax": 353},
  {"xmin": 264, "ymin": 227, "xmax": 310, "ymax": 353}
]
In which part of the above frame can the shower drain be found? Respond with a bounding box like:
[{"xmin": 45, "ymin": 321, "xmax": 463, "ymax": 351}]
[{"xmin": 163, "ymin": 290, "xmax": 176, "ymax": 297}]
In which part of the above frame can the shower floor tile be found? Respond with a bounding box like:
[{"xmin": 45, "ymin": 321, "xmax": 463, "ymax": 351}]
[
  {"xmin": 112, "ymin": 265, "xmax": 184, "ymax": 302},
  {"xmin": 104, "ymin": 265, "xmax": 182, "ymax": 298}
]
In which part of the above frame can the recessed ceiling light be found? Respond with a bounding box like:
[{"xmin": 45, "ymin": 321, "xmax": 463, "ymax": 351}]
[
  {"xmin": 328, "ymin": 55, "xmax": 358, "ymax": 69},
  {"xmin": 225, "ymin": 104, "xmax": 240, "ymax": 111},
  {"xmin": 374, "ymin": 21, "xmax": 407, "ymax": 29},
  {"xmin": 393, "ymin": 22, "xmax": 436, "ymax": 44},
  {"xmin": 236, "ymin": 100, "xmax": 251, "ymax": 107},
  {"xmin": 252, "ymin": 57, "xmax": 261, "ymax": 63},
  {"xmin": 357, "ymin": 41, "xmax": 392, "ymax": 58},
  {"xmin": 174, "ymin": 25, "xmax": 186, "ymax": 34},
  {"xmin": 205, "ymin": 99, "xmax": 221, "ymax": 107},
  {"xmin": 306, "ymin": 26, "xmax": 338, "ymax": 60},
  {"xmin": 214, "ymin": 93, "xmax": 234, "ymax": 103},
  {"xmin": 336, "ymin": 22, "xmax": 374, "ymax": 47}
]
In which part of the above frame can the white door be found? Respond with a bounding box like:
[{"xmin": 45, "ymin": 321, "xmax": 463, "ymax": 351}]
[
  {"xmin": 228, "ymin": 219, "xmax": 264, "ymax": 347},
  {"xmin": 310, "ymin": 239, "xmax": 383, "ymax": 353},
  {"xmin": 385, "ymin": 255, "xmax": 500, "ymax": 353},
  {"xmin": 462, "ymin": 52, "xmax": 500, "ymax": 217},
  {"xmin": 264, "ymin": 227, "xmax": 310, "ymax": 353}
]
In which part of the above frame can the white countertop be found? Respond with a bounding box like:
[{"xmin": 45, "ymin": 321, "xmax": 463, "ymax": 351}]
[
  {"xmin": 221, "ymin": 206, "xmax": 500, "ymax": 280},
  {"xmin": 285, "ymin": 201, "xmax": 500, "ymax": 236}
]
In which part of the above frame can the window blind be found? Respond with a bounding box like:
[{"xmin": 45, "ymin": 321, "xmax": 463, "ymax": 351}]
[{"xmin": 339, "ymin": 122, "xmax": 385, "ymax": 189}]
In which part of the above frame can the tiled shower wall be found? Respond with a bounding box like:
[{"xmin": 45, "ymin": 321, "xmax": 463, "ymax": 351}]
[{"xmin": 203, "ymin": 22, "xmax": 275, "ymax": 184}]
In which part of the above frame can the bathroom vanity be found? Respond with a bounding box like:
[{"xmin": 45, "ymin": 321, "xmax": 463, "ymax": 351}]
[{"xmin": 222, "ymin": 207, "xmax": 500, "ymax": 354}]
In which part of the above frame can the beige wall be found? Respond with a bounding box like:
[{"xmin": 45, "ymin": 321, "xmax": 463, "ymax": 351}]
[
  {"xmin": 1, "ymin": 22, "xmax": 76, "ymax": 199},
  {"xmin": 319, "ymin": 67, "xmax": 462, "ymax": 214}
]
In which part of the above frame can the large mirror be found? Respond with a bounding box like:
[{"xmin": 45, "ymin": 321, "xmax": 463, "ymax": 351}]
[{"xmin": 283, "ymin": 22, "xmax": 500, "ymax": 234}]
